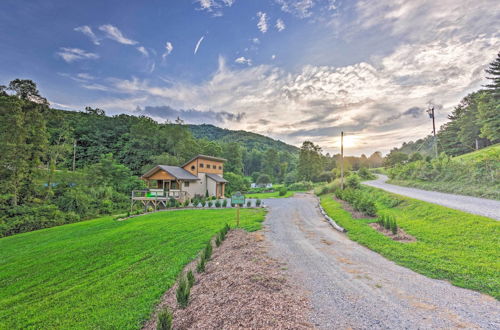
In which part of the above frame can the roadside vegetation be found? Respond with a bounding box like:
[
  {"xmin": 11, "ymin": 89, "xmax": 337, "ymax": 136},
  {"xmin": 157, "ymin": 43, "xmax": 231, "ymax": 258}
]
[
  {"xmin": 387, "ymin": 144, "xmax": 499, "ymax": 199},
  {"xmin": 0, "ymin": 208, "xmax": 265, "ymax": 329},
  {"xmin": 319, "ymin": 186, "xmax": 500, "ymax": 299}
]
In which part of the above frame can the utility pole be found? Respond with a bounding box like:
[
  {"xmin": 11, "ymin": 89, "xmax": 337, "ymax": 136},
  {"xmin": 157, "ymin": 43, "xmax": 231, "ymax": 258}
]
[
  {"xmin": 427, "ymin": 106, "xmax": 438, "ymax": 158},
  {"xmin": 340, "ymin": 131, "xmax": 344, "ymax": 190},
  {"xmin": 72, "ymin": 140, "xmax": 77, "ymax": 172}
]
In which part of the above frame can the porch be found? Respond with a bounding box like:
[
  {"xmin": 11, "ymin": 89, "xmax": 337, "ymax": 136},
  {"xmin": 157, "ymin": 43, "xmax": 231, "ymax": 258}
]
[{"xmin": 131, "ymin": 189, "xmax": 189, "ymax": 211}]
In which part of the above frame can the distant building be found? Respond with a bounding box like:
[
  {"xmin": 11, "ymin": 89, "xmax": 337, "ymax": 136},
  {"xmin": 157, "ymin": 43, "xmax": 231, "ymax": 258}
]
[{"xmin": 251, "ymin": 183, "xmax": 273, "ymax": 189}]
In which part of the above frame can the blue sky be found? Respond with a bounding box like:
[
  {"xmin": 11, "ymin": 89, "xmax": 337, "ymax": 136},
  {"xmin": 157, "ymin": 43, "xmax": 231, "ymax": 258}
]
[{"xmin": 0, "ymin": 0, "xmax": 499, "ymax": 155}]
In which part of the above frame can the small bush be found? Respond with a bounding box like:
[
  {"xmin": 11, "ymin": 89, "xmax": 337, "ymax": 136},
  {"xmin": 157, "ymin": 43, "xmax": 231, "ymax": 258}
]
[
  {"xmin": 346, "ymin": 174, "xmax": 361, "ymax": 189},
  {"xmin": 219, "ymin": 230, "xmax": 226, "ymax": 241},
  {"xmin": 215, "ymin": 235, "xmax": 221, "ymax": 247},
  {"xmin": 208, "ymin": 201, "xmax": 213, "ymax": 207},
  {"xmin": 201, "ymin": 200, "xmax": 206, "ymax": 207},
  {"xmin": 390, "ymin": 218, "xmax": 398, "ymax": 234},
  {"xmin": 278, "ymin": 187, "xmax": 287, "ymax": 196},
  {"xmin": 196, "ymin": 254, "xmax": 206, "ymax": 273},
  {"xmin": 204, "ymin": 242, "xmax": 213, "ymax": 260},
  {"xmin": 222, "ymin": 199, "xmax": 227, "ymax": 207},
  {"xmin": 287, "ymin": 181, "xmax": 314, "ymax": 191},
  {"xmin": 183, "ymin": 200, "xmax": 189, "ymax": 207},
  {"xmin": 156, "ymin": 307, "xmax": 173, "ymax": 330},
  {"xmin": 176, "ymin": 276, "xmax": 190, "ymax": 308},
  {"xmin": 214, "ymin": 200, "xmax": 220, "ymax": 208},
  {"xmin": 256, "ymin": 199, "xmax": 261, "ymax": 207},
  {"xmin": 187, "ymin": 270, "xmax": 195, "ymax": 288}
]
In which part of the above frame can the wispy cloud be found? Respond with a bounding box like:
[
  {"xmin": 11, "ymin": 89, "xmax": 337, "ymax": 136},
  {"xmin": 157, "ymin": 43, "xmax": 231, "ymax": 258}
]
[
  {"xmin": 257, "ymin": 12, "xmax": 268, "ymax": 33},
  {"xmin": 252, "ymin": 37, "xmax": 260, "ymax": 44},
  {"xmin": 276, "ymin": 0, "xmax": 315, "ymax": 18},
  {"xmin": 57, "ymin": 47, "xmax": 99, "ymax": 63},
  {"xmin": 74, "ymin": 25, "xmax": 100, "ymax": 45},
  {"xmin": 276, "ymin": 18, "xmax": 286, "ymax": 31},
  {"xmin": 98, "ymin": 24, "xmax": 137, "ymax": 45},
  {"xmin": 136, "ymin": 46, "xmax": 149, "ymax": 57},
  {"xmin": 194, "ymin": 36, "xmax": 205, "ymax": 54},
  {"xmin": 195, "ymin": 0, "xmax": 235, "ymax": 16},
  {"xmin": 235, "ymin": 56, "xmax": 252, "ymax": 65},
  {"xmin": 162, "ymin": 42, "xmax": 173, "ymax": 59}
]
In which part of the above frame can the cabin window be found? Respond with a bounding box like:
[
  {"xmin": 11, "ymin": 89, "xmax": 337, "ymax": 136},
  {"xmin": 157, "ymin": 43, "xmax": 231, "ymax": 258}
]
[
  {"xmin": 170, "ymin": 182, "xmax": 178, "ymax": 190},
  {"xmin": 184, "ymin": 182, "xmax": 190, "ymax": 187},
  {"xmin": 191, "ymin": 165, "xmax": 195, "ymax": 171},
  {"xmin": 200, "ymin": 163, "xmax": 204, "ymax": 168},
  {"xmin": 219, "ymin": 166, "xmax": 222, "ymax": 170},
  {"xmin": 206, "ymin": 164, "xmax": 211, "ymax": 169}
]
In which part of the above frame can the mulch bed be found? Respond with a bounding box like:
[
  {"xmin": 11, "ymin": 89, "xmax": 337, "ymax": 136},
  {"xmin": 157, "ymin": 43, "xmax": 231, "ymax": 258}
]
[
  {"xmin": 369, "ymin": 223, "xmax": 416, "ymax": 243},
  {"xmin": 143, "ymin": 229, "xmax": 312, "ymax": 330}
]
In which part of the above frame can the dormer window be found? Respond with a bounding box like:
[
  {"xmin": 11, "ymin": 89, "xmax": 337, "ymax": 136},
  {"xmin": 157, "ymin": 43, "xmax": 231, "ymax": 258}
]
[
  {"xmin": 191, "ymin": 165, "xmax": 195, "ymax": 171},
  {"xmin": 219, "ymin": 166, "xmax": 222, "ymax": 170},
  {"xmin": 207, "ymin": 164, "xmax": 211, "ymax": 169},
  {"xmin": 200, "ymin": 163, "xmax": 204, "ymax": 168}
]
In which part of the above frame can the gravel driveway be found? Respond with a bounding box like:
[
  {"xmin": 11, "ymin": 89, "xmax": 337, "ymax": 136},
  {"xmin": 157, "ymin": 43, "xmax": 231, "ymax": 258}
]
[
  {"xmin": 363, "ymin": 175, "xmax": 500, "ymax": 220},
  {"xmin": 264, "ymin": 194, "xmax": 500, "ymax": 329}
]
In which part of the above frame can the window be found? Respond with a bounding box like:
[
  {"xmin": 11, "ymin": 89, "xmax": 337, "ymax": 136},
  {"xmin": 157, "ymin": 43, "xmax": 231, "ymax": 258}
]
[
  {"xmin": 184, "ymin": 182, "xmax": 190, "ymax": 187},
  {"xmin": 200, "ymin": 163, "xmax": 204, "ymax": 168},
  {"xmin": 191, "ymin": 165, "xmax": 195, "ymax": 171},
  {"xmin": 206, "ymin": 164, "xmax": 211, "ymax": 169},
  {"xmin": 218, "ymin": 166, "xmax": 222, "ymax": 170}
]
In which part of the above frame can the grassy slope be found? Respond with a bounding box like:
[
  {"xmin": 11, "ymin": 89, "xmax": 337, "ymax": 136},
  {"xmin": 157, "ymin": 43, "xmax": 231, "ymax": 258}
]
[
  {"xmin": 388, "ymin": 144, "xmax": 500, "ymax": 200},
  {"xmin": 320, "ymin": 188, "xmax": 500, "ymax": 299},
  {"xmin": 0, "ymin": 209, "xmax": 265, "ymax": 329}
]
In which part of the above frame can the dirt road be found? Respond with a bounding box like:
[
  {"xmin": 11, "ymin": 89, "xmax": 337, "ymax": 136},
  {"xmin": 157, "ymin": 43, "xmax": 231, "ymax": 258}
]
[
  {"xmin": 264, "ymin": 194, "xmax": 500, "ymax": 329},
  {"xmin": 363, "ymin": 175, "xmax": 500, "ymax": 220}
]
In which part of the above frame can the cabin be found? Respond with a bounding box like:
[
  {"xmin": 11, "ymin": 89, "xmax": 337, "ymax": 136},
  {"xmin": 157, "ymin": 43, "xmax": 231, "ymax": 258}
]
[{"xmin": 131, "ymin": 155, "xmax": 228, "ymax": 209}]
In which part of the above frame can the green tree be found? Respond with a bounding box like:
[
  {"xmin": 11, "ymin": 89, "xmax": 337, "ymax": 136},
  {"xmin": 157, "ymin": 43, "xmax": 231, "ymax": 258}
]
[
  {"xmin": 485, "ymin": 52, "xmax": 500, "ymax": 97},
  {"xmin": 297, "ymin": 141, "xmax": 323, "ymax": 181},
  {"xmin": 477, "ymin": 93, "xmax": 500, "ymax": 143},
  {"xmin": 222, "ymin": 142, "xmax": 244, "ymax": 175}
]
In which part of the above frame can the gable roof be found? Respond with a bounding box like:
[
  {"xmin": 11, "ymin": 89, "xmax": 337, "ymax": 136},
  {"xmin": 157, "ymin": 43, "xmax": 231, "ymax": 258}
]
[
  {"xmin": 181, "ymin": 154, "xmax": 227, "ymax": 168},
  {"xmin": 206, "ymin": 173, "xmax": 228, "ymax": 183},
  {"xmin": 142, "ymin": 165, "xmax": 200, "ymax": 181}
]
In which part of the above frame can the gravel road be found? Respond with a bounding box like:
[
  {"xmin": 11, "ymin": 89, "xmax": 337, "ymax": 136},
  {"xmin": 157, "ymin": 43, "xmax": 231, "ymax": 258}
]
[
  {"xmin": 264, "ymin": 194, "xmax": 500, "ymax": 329},
  {"xmin": 363, "ymin": 175, "xmax": 500, "ymax": 220}
]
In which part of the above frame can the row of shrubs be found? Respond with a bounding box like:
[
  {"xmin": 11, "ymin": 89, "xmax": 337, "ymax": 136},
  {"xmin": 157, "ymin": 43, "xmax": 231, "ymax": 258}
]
[
  {"xmin": 157, "ymin": 224, "xmax": 231, "ymax": 330},
  {"xmin": 334, "ymin": 187, "xmax": 377, "ymax": 216},
  {"xmin": 377, "ymin": 214, "xmax": 398, "ymax": 235}
]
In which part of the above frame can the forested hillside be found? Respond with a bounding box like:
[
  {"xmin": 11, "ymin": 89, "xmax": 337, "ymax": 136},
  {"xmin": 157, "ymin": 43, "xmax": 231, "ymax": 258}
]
[{"xmin": 188, "ymin": 124, "xmax": 298, "ymax": 154}]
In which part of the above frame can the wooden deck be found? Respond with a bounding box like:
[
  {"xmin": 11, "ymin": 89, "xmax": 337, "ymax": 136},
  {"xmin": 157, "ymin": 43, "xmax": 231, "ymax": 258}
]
[{"xmin": 131, "ymin": 189, "xmax": 189, "ymax": 211}]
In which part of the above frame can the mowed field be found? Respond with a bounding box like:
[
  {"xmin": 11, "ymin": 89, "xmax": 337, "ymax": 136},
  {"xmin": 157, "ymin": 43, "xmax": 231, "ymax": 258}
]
[
  {"xmin": 321, "ymin": 187, "xmax": 500, "ymax": 298},
  {"xmin": 0, "ymin": 209, "xmax": 265, "ymax": 329}
]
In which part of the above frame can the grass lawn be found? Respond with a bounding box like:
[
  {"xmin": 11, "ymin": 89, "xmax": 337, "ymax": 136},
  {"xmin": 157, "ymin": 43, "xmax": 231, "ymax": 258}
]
[
  {"xmin": 0, "ymin": 208, "xmax": 265, "ymax": 329},
  {"xmin": 320, "ymin": 187, "xmax": 500, "ymax": 299},
  {"xmin": 245, "ymin": 191, "xmax": 296, "ymax": 199}
]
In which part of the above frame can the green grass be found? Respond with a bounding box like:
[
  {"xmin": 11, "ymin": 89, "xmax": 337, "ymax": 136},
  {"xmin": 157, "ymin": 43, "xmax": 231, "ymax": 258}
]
[
  {"xmin": 0, "ymin": 208, "xmax": 265, "ymax": 329},
  {"xmin": 245, "ymin": 191, "xmax": 296, "ymax": 199},
  {"xmin": 320, "ymin": 188, "xmax": 500, "ymax": 299},
  {"xmin": 455, "ymin": 143, "xmax": 499, "ymax": 161}
]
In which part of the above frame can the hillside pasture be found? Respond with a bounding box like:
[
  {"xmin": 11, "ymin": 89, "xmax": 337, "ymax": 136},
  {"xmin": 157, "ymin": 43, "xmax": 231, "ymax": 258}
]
[{"xmin": 0, "ymin": 208, "xmax": 265, "ymax": 329}]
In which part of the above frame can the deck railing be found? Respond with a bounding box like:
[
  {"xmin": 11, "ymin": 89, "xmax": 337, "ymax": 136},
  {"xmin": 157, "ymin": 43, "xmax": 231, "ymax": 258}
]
[{"xmin": 131, "ymin": 189, "xmax": 188, "ymax": 200}]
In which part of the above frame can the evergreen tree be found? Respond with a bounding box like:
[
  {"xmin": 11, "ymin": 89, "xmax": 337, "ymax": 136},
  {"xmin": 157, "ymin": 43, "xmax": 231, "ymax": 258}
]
[{"xmin": 485, "ymin": 52, "xmax": 500, "ymax": 97}]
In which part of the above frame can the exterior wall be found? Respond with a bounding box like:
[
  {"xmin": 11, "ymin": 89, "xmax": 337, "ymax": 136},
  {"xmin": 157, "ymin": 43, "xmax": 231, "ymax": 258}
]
[
  {"xmin": 147, "ymin": 169, "xmax": 175, "ymax": 180},
  {"xmin": 183, "ymin": 159, "xmax": 198, "ymax": 175},
  {"xmin": 184, "ymin": 172, "xmax": 207, "ymax": 197},
  {"xmin": 197, "ymin": 159, "xmax": 223, "ymax": 174},
  {"xmin": 207, "ymin": 177, "xmax": 217, "ymax": 197}
]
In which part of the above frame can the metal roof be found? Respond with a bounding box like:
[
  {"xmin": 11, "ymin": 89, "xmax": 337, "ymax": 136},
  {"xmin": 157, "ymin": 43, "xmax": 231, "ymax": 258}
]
[
  {"xmin": 142, "ymin": 165, "xmax": 200, "ymax": 181},
  {"xmin": 206, "ymin": 173, "xmax": 228, "ymax": 183},
  {"xmin": 181, "ymin": 154, "xmax": 227, "ymax": 168}
]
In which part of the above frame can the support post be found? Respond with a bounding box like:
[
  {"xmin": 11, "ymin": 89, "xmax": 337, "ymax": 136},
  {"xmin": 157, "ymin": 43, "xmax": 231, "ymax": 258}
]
[{"xmin": 236, "ymin": 204, "xmax": 240, "ymax": 227}]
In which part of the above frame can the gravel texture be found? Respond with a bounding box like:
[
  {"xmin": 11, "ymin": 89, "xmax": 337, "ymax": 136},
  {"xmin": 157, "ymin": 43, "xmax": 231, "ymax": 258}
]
[
  {"xmin": 264, "ymin": 193, "xmax": 500, "ymax": 329},
  {"xmin": 143, "ymin": 229, "xmax": 312, "ymax": 330},
  {"xmin": 363, "ymin": 175, "xmax": 500, "ymax": 220}
]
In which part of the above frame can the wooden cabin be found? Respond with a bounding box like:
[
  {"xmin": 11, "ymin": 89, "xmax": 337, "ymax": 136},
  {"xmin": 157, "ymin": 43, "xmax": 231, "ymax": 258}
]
[{"xmin": 131, "ymin": 155, "xmax": 228, "ymax": 209}]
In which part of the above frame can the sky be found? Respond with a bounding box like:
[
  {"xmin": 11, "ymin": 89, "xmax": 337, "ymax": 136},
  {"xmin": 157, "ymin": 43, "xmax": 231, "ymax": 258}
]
[{"xmin": 0, "ymin": 0, "xmax": 499, "ymax": 155}]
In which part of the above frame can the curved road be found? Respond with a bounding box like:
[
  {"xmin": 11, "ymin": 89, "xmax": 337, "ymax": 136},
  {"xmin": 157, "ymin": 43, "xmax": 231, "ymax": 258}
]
[
  {"xmin": 264, "ymin": 194, "xmax": 500, "ymax": 329},
  {"xmin": 363, "ymin": 175, "xmax": 500, "ymax": 220}
]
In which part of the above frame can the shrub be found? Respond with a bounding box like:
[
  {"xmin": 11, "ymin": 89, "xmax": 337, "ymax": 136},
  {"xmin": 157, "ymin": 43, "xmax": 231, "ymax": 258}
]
[
  {"xmin": 208, "ymin": 201, "xmax": 213, "ymax": 207},
  {"xmin": 215, "ymin": 200, "xmax": 221, "ymax": 208},
  {"xmin": 256, "ymin": 199, "xmax": 261, "ymax": 207},
  {"xmin": 187, "ymin": 270, "xmax": 195, "ymax": 288},
  {"xmin": 215, "ymin": 235, "xmax": 221, "ymax": 247},
  {"xmin": 204, "ymin": 242, "xmax": 213, "ymax": 260},
  {"xmin": 246, "ymin": 200, "xmax": 251, "ymax": 207},
  {"xmin": 183, "ymin": 200, "xmax": 189, "ymax": 207},
  {"xmin": 196, "ymin": 254, "xmax": 206, "ymax": 273},
  {"xmin": 156, "ymin": 307, "xmax": 173, "ymax": 330},
  {"xmin": 201, "ymin": 200, "xmax": 206, "ymax": 207},
  {"xmin": 219, "ymin": 230, "xmax": 226, "ymax": 241},
  {"xmin": 224, "ymin": 223, "xmax": 230, "ymax": 234},
  {"xmin": 278, "ymin": 187, "xmax": 287, "ymax": 196},
  {"xmin": 287, "ymin": 181, "xmax": 313, "ymax": 191},
  {"xmin": 222, "ymin": 199, "xmax": 227, "ymax": 207},
  {"xmin": 358, "ymin": 167, "xmax": 376, "ymax": 180},
  {"xmin": 390, "ymin": 218, "xmax": 398, "ymax": 234},
  {"xmin": 346, "ymin": 174, "xmax": 361, "ymax": 189},
  {"xmin": 176, "ymin": 275, "xmax": 190, "ymax": 308}
]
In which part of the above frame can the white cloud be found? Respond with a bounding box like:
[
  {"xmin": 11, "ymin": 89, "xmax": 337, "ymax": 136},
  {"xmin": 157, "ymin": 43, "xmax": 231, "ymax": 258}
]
[
  {"xmin": 162, "ymin": 42, "xmax": 173, "ymax": 59},
  {"xmin": 136, "ymin": 46, "xmax": 149, "ymax": 57},
  {"xmin": 194, "ymin": 36, "xmax": 205, "ymax": 54},
  {"xmin": 276, "ymin": 0, "xmax": 315, "ymax": 18},
  {"xmin": 195, "ymin": 0, "xmax": 235, "ymax": 15},
  {"xmin": 252, "ymin": 37, "xmax": 260, "ymax": 44},
  {"xmin": 57, "ymin": 48, "xmax": 99, "ymax": 63},
  {"xmin": 257, "ymin": 12, "xmax": 268, "ymax": 33},
  {"xmin": 235, "ymin": 56, "xmax": 252, "ymax": 65},
  {"xmin": 74, "ymin": 25, "xmax": 100, "ymax": 45},
  {"xmin": 77, "ymin": 73, "xmax": 94, "ymax": 80},
  {"xmin": 271, "ymin": 54, "xmax": 276, "ymax": 60},
  {"xmin": 276, "ymin": 18, "xmax": 286, "ymax": 31},
  {"xmin": 98, "ymin": 24, "xmax": 137, "ymax": 45}
]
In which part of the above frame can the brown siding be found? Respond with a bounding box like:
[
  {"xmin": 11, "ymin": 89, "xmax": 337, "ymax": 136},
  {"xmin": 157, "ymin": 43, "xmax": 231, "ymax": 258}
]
[
  {"xmin": 148, "ymin": 170, "xmax": 175, "ymax": 180},
  {"xmin": 183, "ymin": 159, "xmax": 198, "ymax": 175},
  {"xmin": 197, "ymin": 159, "xmax": 223, "ymax": 174}
]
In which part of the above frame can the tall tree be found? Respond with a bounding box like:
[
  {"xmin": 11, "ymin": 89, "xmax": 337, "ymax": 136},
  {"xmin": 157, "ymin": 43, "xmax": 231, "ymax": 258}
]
[
  {"xmin": 297, "ymin": 141, "xmax": 323, "ymax": 181},
  {"xmin": 485, "ymin": 52, "xmax": 500, "ymax": 97}
]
